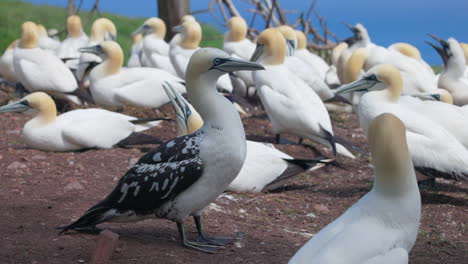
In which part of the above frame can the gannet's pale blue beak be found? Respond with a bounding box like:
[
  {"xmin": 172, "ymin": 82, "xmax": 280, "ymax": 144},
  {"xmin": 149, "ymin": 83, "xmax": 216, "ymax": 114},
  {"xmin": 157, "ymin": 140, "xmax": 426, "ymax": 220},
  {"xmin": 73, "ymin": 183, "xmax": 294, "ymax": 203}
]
[
  {"xmin": 286, "ymin": 40, "xmax": 295, "ymax": 56},
  {"xmin": 211, "ymin": 57, "xmax": 265, "ymax": 72},
  {"xmin": 335, "ymin": 75, "xmax": 380, "ymax": 94},
  {"xmin": 132, "ymin": 24, "xmax": 149, "ymax": 37},
  {"xmin": 0, "ymin": 99, "xmax": 31, "ymax": 113},
  {"xmin": 250, "ymin": 44, "xmax": 265, "ymax": 62},
  {"xmin": 163, "ymin": 82, "xmax": 191, "ymax": 135},
  {"xmin": 173, "ymin": 24, "xmax": 184, "ymax": 33},
  {"xmin": 412, "ymin": 92, "xmax": 441, "ymax": 102},
  {"xmin": 426, "ymin": 34, "xmax": 450, "ymax": 65},
  {"xmin": 79, "ymin": 45, "xmax": 103, "ymax": 55}
]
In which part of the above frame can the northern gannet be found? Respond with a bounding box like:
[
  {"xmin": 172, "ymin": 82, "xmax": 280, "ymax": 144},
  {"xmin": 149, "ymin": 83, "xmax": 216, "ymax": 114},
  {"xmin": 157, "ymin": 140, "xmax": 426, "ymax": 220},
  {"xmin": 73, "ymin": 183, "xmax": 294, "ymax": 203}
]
[
  {"xmin": 250, "ymin": 28, "xmax": 355, "ymax": 158},
  {"xmin": 127, "ymin": 33, "xmax": 142, "ymax": 67},
  {"xmin": 13, "ymin": 22, "xmax": 78, "ymax": 93},
  {"xmin": 388, "ymin": 42, "xmax": 434, "ymax": 77},
  {"xmin": 170, "ymin": 21, "xmax": 233, "ymax": 93},
  {"xmin": 289, "ymin": 113, "xmax": 421, "ymax": 264},
  {"xmin": 0, "ymin": 39, "xmax": 18, "ymax": 83},
  {"xmin": 336, "ymin": 64, "xmax": 468, "ymax": 180},
  {"xmin": 163, "ymin": 82, "xmax": 331, "ymax": 193},
  {"xmin": 56, "ymin": 15, "xmax": 89, "ymax": 69},
  {"xmin": 326, "ymin": 42, "xmax": 348, "ymax": 87},
  {"xmin": 134, "ymin": 17, "xmax": 177, "ymax": 75},
  {"xmin": 36, "ymin": 24, "xmax": 60, "ymax": 54},
  {"xmin": 427, "ymin": 35, "xmax": 468, "ymax": 106},
  {"xmin": 59, "ymin": 48, "xmax": 265, "ymax": 253},
  {"xmin": 0, "ymin": 92, "xmax": 162, "ymax": 151},
  {"xmin": 294, "ymin": 30, "xmax": 329, "ymax": 80},
  {"xmin": 81, "ymin": 41, "xmax": 185, "ymax": 108}
]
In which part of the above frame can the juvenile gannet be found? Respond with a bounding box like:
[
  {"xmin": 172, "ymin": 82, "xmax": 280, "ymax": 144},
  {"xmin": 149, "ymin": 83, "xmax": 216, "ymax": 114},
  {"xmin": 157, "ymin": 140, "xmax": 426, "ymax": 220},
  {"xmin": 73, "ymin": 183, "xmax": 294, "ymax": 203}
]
[
  {"xmin": 81, "ymin": 41, "xmax": 185, "ymax": 108},
  {"xmin": 170, "ymin": 21, "xmax": 233, "ymax": 93},
  {"xmin": 250, "ymin": 28, "xmax": 355, "ymax": 158},
  {"xmin": 56, "ymin": 15, "xmax": 89, "ymax": 69},
  {"xmin": 36, "ymin": 24, "xmax": 60, "ymax": 53},
  {"xmin": 0, "ymin": 92, "xmax": 162, "ymax": 151},
  {"xmin": 0, "ymin": 39, "xmax": 18, "ymax": 83},
  {"xmin": 289, "ymin": 113, "xmax": 421, "ymax": 264},
  {"xmin": 127, "ymin": 33, "xmax": 143, "ymax": 67},
  {"xmin": 293, "ymin": 30, "xmax": 329, "ymax": 80},
  {"xmin": 427, "ymin": 35, "xmax": 468, "ymax": 105},
  {"xmin": 13, "ymin": 22, "xmax": 78, "ymax": 93},
  {"xmin": 134, "ymin": 17, "xmax": 177, "ymax": 75},
  {"xmin": 336, "ymin": 64, "xmax": 468, "ymax": 180},
  {"xmin": 163, "ymin": 82, "xmax": 331, "ymax": 193},
  {"xmin": 59, "ymin": 48, "xmax": 265, "ymax": 253}
]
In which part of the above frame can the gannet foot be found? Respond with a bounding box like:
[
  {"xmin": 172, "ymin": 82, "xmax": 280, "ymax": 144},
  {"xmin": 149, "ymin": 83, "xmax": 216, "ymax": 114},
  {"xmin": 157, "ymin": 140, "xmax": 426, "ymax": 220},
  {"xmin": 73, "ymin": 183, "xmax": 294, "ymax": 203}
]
[
  {"xmin": 195, "ymin": 235, "xmax": 234, "ymax": 246},
  {"xmin": 183, "ymin": 240, "xmax": 225, "ymax": 254}
]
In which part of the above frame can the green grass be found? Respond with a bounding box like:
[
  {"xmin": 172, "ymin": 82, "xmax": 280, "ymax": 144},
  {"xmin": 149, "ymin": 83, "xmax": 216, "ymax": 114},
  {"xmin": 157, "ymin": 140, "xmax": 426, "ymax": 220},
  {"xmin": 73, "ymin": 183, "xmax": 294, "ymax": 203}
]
[{"xmin": 0, "ymin": 0, "xmax": 222, "ymax": 63}]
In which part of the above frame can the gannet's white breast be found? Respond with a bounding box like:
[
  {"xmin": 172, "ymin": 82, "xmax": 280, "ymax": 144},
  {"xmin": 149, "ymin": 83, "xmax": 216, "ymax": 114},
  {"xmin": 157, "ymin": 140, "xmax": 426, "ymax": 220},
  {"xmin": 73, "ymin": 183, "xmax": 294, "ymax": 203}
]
[
  {"xmin": 294, "ymin": 49, "xmax": 329, "ymax": 80},
  {"xmin": 0, "ymin": 48, "xmax": 17, "ymax": 83},
  {"xmin": 13, "ymin": 47, "xmax": 77, "ymax": 93},
  {"xmin": 223, "ymin": 38, "xmax": 256, "ymax": 60},
  {"xmin": 57, "ymin": 33, "xmax": 89, "ymax": 69},
  {"xmin": 127, "ymin": 41, "xmax": 142, "ymax": 67}
]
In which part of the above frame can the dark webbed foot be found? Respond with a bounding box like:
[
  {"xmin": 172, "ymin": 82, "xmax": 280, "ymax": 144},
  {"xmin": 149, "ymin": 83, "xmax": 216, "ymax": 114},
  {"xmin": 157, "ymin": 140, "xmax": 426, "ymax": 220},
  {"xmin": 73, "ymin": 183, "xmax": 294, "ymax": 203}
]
[
  {"xmin": 177, "ymin": 221, "xmax": 225, "ymax": 254},
  {"xmin": 195, "ymin": 235, "xmax": 234, "ymax": 246}
]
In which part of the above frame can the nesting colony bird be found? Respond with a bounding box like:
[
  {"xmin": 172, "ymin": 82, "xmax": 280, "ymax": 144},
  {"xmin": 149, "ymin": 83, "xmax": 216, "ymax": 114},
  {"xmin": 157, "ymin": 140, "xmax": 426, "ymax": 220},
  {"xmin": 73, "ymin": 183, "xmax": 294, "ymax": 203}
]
[
  {"xmin": 36, "ymin": 24, "xmax": 60, "ymax": 53},
  {"xmin": 289, "ymin": 113, "xmax": 421, "ymax": 264},
  {"xmin": 293, "ymin": 30, "xmax": 329, "ymax": 80},
  {"xmin": 59, "ymin": 48, "xmax": 265, "ymax": 253},
  {"xmin": 81, "ymin": 41, "xmax": 185, "ymax": 108},
  {"xmin": 0, "ymin": 39, "xmax": 18, "ymax": 83},
  {"xmin": 388, "ymin": 42, "xmax": 433, "ymax": 75},
  {"xmin": 56, "ymin": 15, "xmax": 89, "ymax": 69},
  {"xmin": 163, "ymin": 82, "xmax": 332, "ymax": 193},
  {"xmin": 336, "ymin": 64, "xmax": 468, "ymax": 180},
  {"xmin": 325, "ymin": 42, "xmax": 348, "ymax": 87},
  {"xmin": 250, "ymin": 28, "xmax": 355, "ymax": 158},
  {"xmin": 0, "ymin": 92, "xmax": 162, "ymax": 151},
  {"xmin": 127, "ymin": 33, "xmax": 143, "ymax": 67}
]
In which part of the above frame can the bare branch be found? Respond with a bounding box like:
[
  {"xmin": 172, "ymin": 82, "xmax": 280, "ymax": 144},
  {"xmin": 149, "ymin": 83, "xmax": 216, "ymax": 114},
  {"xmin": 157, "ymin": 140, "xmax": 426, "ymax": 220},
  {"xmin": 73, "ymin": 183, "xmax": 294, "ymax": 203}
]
[{"xmin": 272, "ymin": 0, "xmax": 288, "ymax": 25}]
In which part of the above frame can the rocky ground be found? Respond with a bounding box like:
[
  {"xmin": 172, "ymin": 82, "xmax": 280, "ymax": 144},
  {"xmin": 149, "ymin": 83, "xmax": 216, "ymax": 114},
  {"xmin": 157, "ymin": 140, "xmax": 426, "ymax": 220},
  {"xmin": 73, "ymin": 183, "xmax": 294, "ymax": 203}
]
[{"xmin": 0, "ymin": 95, "xmax": 466, "ymax": 264}]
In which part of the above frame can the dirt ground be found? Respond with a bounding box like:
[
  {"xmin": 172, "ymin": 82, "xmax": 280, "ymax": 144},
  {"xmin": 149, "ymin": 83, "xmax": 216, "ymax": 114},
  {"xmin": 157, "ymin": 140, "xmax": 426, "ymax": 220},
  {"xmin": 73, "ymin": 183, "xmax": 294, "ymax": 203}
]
[{"xmin": 0, "ymin": 96, "xmax": 466, "ymax": 264}]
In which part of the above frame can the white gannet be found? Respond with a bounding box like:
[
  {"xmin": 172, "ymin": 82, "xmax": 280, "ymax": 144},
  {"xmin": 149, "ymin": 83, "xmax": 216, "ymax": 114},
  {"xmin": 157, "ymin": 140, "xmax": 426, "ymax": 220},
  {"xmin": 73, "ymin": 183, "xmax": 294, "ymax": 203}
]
[
  {"xmin": 427, "ymin": 35, "xmax": 468, "ymax": 106},
  {"xmin": 222, "ymin": 16, "xmax": 256, "ymax": 97},
  {"xmin": 325, "ymin": 42, "xmax": 347, "ymax": 87},
  {"xmin": 81, "ymin": 41, "xmax": 185, "ymax": 108},
  {"xmin": 342, "ymin": 23, "xmax": 375, "ymax": 52},
  {"xmin": 56, "ymin": 15, "xmax": 89, "ymax": 69},
  {"xmin": 0, "ymin": 39, "xmax": 18, "ymax": 83},
  {"xmin": 75, "ymin": 18, "xmax": 117, "ymax": 82},
  {"xmin": 170, "ymin": 21, "xmax": 233, "ymax": 93},
  {"xmin": 388, "ymin": 42, "xmax": 433, "ymax": 76},
  {"xmin": 13, "ymin": 22, "xmax": 78, "ymax": 93},
  {"xmin": 36, "ymin": 24, "xmax": 60, "ymax": 54},
  {"xmin": 289, "ymin": 113, "xmax": 421, "ymax": 264},
  {"xmin": 294, "ymin": 30, "xmax": 329, "ymax": 80},
  {"xmin": 250, "ymin": 28, "xmax": 355, "ymax": 158},
  {"xmin": 0, "ymin": 92, "xmax": 162, "ymax": 151},
  {"xmin": 127, "ymin": 33, "xmax": 142, "ymax": 67},
  {"xmin": 335, "ymin": 64, "xmax": 468, "ymax": 180},
  {"xmin": 59, "ymin": 48, "xmax": 265, "ymax": 253},
  {"xmin": 163, "ymin": 82, "xmax": 331, "ymax": 193},
  {"xmin": 134, "ymin": 17, "xmax": 177, "ymax": 75}
]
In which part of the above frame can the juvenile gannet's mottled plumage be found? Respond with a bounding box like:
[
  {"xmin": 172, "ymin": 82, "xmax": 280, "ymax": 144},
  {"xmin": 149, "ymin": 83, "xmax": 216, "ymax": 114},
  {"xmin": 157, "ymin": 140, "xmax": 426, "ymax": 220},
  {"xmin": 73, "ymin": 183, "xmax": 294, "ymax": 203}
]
[
  {"xmin": 290, "ymin": 113, "xmax": 421, "ymax": 264},
  {"xmin": 0, "ymin": 39, "xmax": 18, "ymax": 83},
  {"xmin": 59, "ymin": 48, "xmax": 265, "ymax": 253},
  {"xmin": 57, "ymin": 15, "xmax": 89, "ymax": 69}
]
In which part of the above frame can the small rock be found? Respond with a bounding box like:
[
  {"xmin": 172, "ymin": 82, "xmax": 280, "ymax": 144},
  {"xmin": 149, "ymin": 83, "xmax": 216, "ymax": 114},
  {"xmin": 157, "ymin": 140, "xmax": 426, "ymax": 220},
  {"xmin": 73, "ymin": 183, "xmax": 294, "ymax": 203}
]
[
  {"xmin": 77, "ymin": 260, "xmax": 85, "ymax": 263},
  {"xmin": 64, "ymin": 181, "xmax": 84, "ymax": 191},
  {"xmin": 31, "ymin": 155, "xmax": 47, "ymax": 160},
  {"xmin": 313, "ymin": 204, "xmax": 330, "ymax": 213},
  {"xmin": 7, "ymin": 161, "xmax": 27, "ymax": 170},
  {"xmin": 306, "ymin": 213, "xmax": 317, "ymax": 218}
]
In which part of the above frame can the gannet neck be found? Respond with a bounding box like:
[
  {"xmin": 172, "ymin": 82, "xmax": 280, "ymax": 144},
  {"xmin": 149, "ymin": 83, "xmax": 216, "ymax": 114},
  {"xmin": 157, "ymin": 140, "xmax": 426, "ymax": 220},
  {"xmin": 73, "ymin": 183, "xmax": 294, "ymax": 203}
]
[
  {"xmin": 443, "ymin": 38, "xmax": 465, "ymax": 78},
  {"xmin": 460, "ymin": 43, "xmax": 468, "ymax": 65},
  {"xmin": 146, "ymin": 17, "xmax": 166, "ymax": 39},
  {"xmin": 256, "ymin": 28, "xmax": 285, "ymax": 65},
  {"xmin": 36, "ymin": 24, "xmax": 48, "ymax": 38},
  {"xmin": 26, "ymin": 92, "xmax": 57, "ymax": 125},
  {"xmin": 295, "ymin": 30, "xmax": 307, "ymax": 50},
  {"xmin": 391, "ymin": 42, "xmax": 422, "ymax": 60},
  {"xmin": 90, "ymin": 18, "xmax": 117, "ymax": 42},
  {"xmin": 331, "ymin": 42, "xmax": 348, "ymax": 66},
  {"xmin": 93, "ymin": 41, "xmax": 123, "ymax": 77},
  {"xmin": 19, "ymin": 21, "xmax": 39, "ymax": 49},
  {"xmin": 180, "ymin": 22, "xmax": 202, "ymax": 49},
  {"xmin": 344, "ymin": 48, "xmax": 367, "ymax": 83},
  {"xmin": 226, "ymin": 16, "xmax": 247, "ymax": 42},
  {"xmin": 187, "ymin": 106, "xmax": 203, "ymax": 134},
  {"xmin": 368, "ymin": 113, "xmax": 416, "ymax": 196},
  {"xmin": 67, "ymin": 15, "xmax": 83, "ymax": 37},
  {"xmin": 132, "ymin": 33, "xmax": 143, "ymax": 45},
  {"xmin": 356, "ymin": 23, "xmax": 371, "ymax": 45},
  {"xmin": 376, "ymin": 64, "xmax": 403, "ymax": 102},
  {"xmin": 6, "ymin": 39, "xmax": 18, "ymax": 51}
]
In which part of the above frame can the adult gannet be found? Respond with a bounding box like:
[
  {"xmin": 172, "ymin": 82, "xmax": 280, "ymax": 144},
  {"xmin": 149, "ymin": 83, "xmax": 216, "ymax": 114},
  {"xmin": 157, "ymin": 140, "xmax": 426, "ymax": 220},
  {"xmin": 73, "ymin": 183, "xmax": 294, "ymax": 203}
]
[
  {"xmin": 250, "ymin": 28, "xmax": 354, "ymax": 158},
  {"xmin": 75, "ymin": 18, "xmax": 117, "ymax": 81},
  {"xmin": 289, "ymin": 113, "xmax": 421, "ymax": 264},
  {"xmin": 36, "ymin": 24, "xmax": 60, "ymax": 53},
  {"xmin": 388, "ymin": 42, "xmax": 434, "ymax": 77},
  {"xmin": 134, "ymin": 17, "xmax": 177, "ymax": 75},
  {"xmin": 0, "ymin": 39, "xmax": 18, "ymax": 83},
  {"xmin": 427, "ymin": 35, "xmax": 468, "ymax": 105},
  {"xmin": 127, "ymin": 33, "xmax": 142, "ymax": 67},
  {"xmin": 0, "ymin": 92, "xmax": 162, "ymax": 151},
  {"xmin": 81, "ymin": 41, "xmax": 185, "ymax": 108},
  {"xmin": 59, "ymin": 48, "xmax": 265, "ymax": 253},
  {"xmin": 56, "ymin": 15, "xmax": 89, "ymax": 69},
  {"xmin": 335, "ymin": 64, "xmax": 468, "ymax": 180},
  {"xmin": 163, "ymin": 82, "xmax": 331, "ymax": 193},
  {"xmin": 294, "ymin": 30, "xmax": 329, "ymax": 80},
  {"xmin": 13, "ymin": 22, "xmax": 78, "ymax": 93},
  {"xmin": 170, "ymin": 21, "xmax": 233, "ymax": 93},
  {"xmin": 325, "ymin": 42, "xmax": 348, "ymax": 87}
]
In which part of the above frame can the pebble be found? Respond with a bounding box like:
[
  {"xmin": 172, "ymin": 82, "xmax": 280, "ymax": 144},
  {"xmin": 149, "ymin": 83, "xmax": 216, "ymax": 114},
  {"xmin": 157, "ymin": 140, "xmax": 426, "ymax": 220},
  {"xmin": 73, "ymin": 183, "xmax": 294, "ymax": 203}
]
[
  {"xmin": 313, "ymin": 204, "xmax": 330, "ymax": 213},
  {"xmin": 306, "ymin": 212, "xmax": 317, "ymax": 218},
  {"xmin": 64, "ymin": 181, "xmax": 84, "ymax": 191}
]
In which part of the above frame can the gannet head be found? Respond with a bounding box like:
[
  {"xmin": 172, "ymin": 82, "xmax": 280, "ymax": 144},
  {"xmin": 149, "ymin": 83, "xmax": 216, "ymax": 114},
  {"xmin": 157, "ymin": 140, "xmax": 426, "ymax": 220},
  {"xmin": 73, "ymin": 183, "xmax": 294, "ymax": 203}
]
[
  {"xmin": 163, "ymin": 82, "xmax": 203, "ymax": 136},
  {"xmin": 79, "ymin": 41, "xmax": 123, "ymax": 75},
  {"xmin": 276, "ymin": 25, "xmax": 297, "ymax": 56},
  {"xmin": 90, "ymin": 18, "xmax": 117, "ymax": 42},
  {"xmin": 131, "ymin": 33, "xmax": 143, "ymax": 45},
  {"xmin": 181, "ymin": 15, "xmax": 196, "ymax": 23},
  {"xmin": 426, "ymin": 34, "xmax": 451, "ymax": 65},
  {"xmin": 331, "ymin": 42, "xmax": 348, "ymax": 66},
  {"xmin": 36, "ymin": 24, "xmax": 48, "ymax": 38},
  {"xmin": 295, "ymin": 30, "xmax": 307, "ymax": 50},
  {"xmin": 460, "ymin": 43, "xmax": 468, "ymax": 65},
  {"xmin": 427, "ymin": 35, "xmax": 465, "ymax": 74},
  {"xmin": 226, "ymin": 16, "xmax": 247, "ymax": 42},
  {"xmin": 336, "ymin": 64, "xmax": 402, "ymax": 102},
  {"xmin": 0, "ymin": 92, "xmax": 57, "ymax": 123},
  {"xmin": 19, "ymin": 21, "xmax": 39, "ymax": 49},
  {"xmin": 413, "ymin": 89, "xmax": 454, "ymax": 104},
  {"xmin": 343, "ymin": 23, "xmax": 369, "ymax": 46},
  {"xmin": 390, "ymin": 42, "xmax": 422, "ymax": 60},
  {"xmin": 250, "ymin": 28, "xmax": 286, "ymax": 65},
  {"xmin": 133, "ymin": 17, "xmax": 166, "ymax": 39},
  {"xmin": 173, "ymin": 21, "xmax": 202, "ymax": 49},
  {"xmin": 344, "ymin": 48, "xmax": 368, "ymax": 83},
  {"xmin": 66, "ymin": 15, "xmax": 83, "ymax": 37}
]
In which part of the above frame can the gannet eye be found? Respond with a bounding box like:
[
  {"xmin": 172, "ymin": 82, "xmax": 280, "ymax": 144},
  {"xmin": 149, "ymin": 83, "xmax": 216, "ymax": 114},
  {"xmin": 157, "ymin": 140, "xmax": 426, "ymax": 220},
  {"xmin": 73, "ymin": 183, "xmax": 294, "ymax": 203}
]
[
  {"xmin": 20, "ymin": 100, "xmax": 30, "ymax": 106},
  {"xmin": 213, "ymin": 58, "xmax": 222, "ymax": 65},
  {"xmin": 364, "ymin": 74, "xmax": 378, "ymax": 82}
]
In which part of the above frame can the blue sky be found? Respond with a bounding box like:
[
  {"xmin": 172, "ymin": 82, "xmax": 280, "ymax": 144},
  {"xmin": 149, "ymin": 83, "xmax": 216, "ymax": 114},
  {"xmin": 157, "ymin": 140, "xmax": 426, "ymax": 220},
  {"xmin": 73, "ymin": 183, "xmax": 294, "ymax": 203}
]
[{"xmin": 24, "ymin": 0, "xmax": 468, "ymax": 65}]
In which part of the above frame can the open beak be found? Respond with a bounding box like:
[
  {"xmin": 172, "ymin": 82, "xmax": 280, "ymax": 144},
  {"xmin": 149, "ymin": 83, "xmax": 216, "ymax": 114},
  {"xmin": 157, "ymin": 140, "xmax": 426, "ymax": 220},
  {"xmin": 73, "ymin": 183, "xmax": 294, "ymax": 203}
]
[
  {"xmin": 426, "ymin": 34, "xmax": 449, "ymax": 65},
  {"xmin": 0, "ymin": 99, "xmax": 31, "ymax": 113},
  {"xmin": 213, "ymin": 57, "xmax": 265, "ymax": 72},
  {"xmin": 78, "ymin": 45, "xmax": 103, "ymax": 55},
  {"xmin": 250, "ymin": 44, "xmax": 265, "ymax": 62},
  {"xmin": 334, "ymin": 78, "xmax": 379, "ymax": 95},
  {"xmin": 162, "ymin": 82, "xmax": 191, "ymax": 135}
]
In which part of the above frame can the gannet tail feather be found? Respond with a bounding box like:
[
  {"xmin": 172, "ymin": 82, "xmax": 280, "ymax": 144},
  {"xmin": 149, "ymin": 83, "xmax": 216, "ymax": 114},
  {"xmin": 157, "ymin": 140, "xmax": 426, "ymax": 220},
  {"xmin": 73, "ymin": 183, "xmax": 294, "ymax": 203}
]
[
  {"xmin": 319, "ymin": 125, "xmax": 337, "ymax": 157},
  {"xmin": 116, "ymin": 132, "xmax": 162, "ymax": 146},
  {"xmin": 334, "ymin": 135, "xmax": 364, "ymax": 153},
  {"xmin": 58, "ymin": 206, "xmax": 116, "ymax": 234},
  {"xmin": 129, "ymin": 117, "xmax": 171, "ymax": 124}
]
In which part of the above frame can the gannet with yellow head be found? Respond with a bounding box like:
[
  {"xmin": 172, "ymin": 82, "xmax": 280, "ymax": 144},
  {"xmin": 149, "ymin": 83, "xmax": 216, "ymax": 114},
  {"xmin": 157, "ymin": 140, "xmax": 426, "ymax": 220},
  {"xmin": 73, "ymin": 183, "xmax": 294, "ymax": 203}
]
[
  {"xmin": 251, "ymin": 28, "xmax": 355, "ymax": 158},
  {"xmin": 336, "ymin": 64, "xmax": 468, "ymax": 180},
  {"xmin": 56, "ymin": 15, "xmax": 89, "ymax": 69},
  {"xmin": 0, "ymin": 92, "xmax": 162, "ymax": 151},
  {"xmin": 290, "ymin": 113, "xmax": 421, "ymax": 264},
  {"xmin": 59, "ymin": 48, "xmax": 265, "ymax": 253},
  {"xmin": 0, "ymin": 39, "xmax": 18, "ymax": 83}
]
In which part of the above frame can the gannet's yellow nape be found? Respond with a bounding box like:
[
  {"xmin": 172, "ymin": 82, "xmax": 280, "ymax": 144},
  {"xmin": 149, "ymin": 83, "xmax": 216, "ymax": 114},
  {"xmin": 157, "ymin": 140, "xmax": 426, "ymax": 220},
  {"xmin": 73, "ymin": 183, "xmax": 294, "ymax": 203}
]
[
  {"xmin": 331, "ymin": 42, "xmax": 348, "ymax": 65},
  {"xmin": 295, "ymin": 30, "xmax": 307, "ymax": 50},
  {"xmin": 175, "ymin": 21, "xmax": 202, "ymax": 49},
  {"xmin": 19, "ymin": 21, "xmax": 39, "ymax": 49},
  {"xmin": 250, "ymin": 28, "xmax": 286, "ymax": 65},
  {"xmin": 344, "ymin": 48, "xmax": 367, "ymax": 83},
  {"xmin": 36, "ymin": 24, "xmax": 48, "ymax": 38},
  {"xmin": 438, "ymin": 89, "xmax": 454, "ymax": 104},
  {"xmin": 90, "ymin": 18, "xmax": 117, "ymax": 41},
  {"xmin": 226, "ymin": 16, "xmax": 247, "ymax": 42},
  {"xmin": 131, "ymin": 33, "xmax": 143, "ymax": 44},
  {"xmin": 460, "ymin": 43, "xmax": 468, "ymax": 65},
  {"xmin": 390, "ymin": 42, "xmax": 422, "ymax": 60},
  {"xmin": 66, "ymin": 15, "xmax": 83, "ymax": 37},
  {"xmin": 143, "ymin": 17, "xmax": 167, "ymax": 39},
  {"xmin": 0, "ymin": 92, "xmax": 57, "ymax": 124},
  {"xmin": 276, "ymin": 25, "xmax": 297, "ymax": 55}
]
